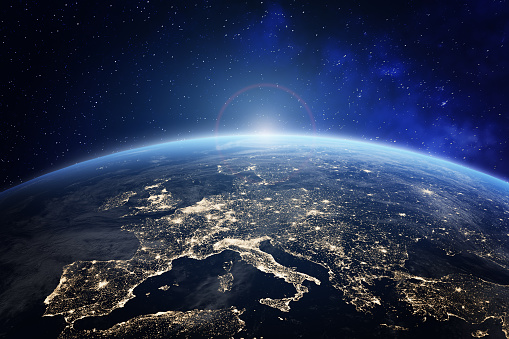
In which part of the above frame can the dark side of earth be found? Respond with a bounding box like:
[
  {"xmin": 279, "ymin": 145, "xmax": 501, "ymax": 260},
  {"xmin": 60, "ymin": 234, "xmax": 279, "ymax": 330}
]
[{"xmin": 1, "ymin": 135, "xmax": 508, "ymax": 338}]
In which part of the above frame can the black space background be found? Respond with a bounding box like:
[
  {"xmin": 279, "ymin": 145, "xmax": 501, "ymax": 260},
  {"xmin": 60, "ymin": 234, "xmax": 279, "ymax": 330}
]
[{"xmin": 2, "ymin": 0, "xmax": 509, "ymax": 191}]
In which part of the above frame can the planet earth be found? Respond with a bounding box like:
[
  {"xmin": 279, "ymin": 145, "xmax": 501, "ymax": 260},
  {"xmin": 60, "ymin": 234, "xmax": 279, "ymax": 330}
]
[{"xmin": 1, "ymin": 135, "xmax": 509, "ymax": 338}]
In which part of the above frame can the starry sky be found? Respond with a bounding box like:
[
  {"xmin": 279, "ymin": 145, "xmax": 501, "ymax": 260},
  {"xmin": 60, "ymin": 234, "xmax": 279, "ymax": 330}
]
[{"xmin": 2, "ymin": 0, "xmax": 509, "ymax": 191}]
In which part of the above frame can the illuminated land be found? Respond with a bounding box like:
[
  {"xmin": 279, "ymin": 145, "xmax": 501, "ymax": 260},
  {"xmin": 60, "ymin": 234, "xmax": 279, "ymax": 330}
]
[{"xmin": 43, "ymin": 139, "xmax": 509, "ymax": 337}]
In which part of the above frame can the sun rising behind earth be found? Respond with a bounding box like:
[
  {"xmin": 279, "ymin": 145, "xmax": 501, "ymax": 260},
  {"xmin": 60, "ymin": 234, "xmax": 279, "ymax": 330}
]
[{"xmin": 214, "ymin": 83, "xmax": 317, "ymax": 137}]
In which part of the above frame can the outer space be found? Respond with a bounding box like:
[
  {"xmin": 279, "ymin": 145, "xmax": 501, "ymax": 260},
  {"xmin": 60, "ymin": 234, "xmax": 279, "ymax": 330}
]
[{"xmin": 1, "ymin": 0, "xmax": 508, "ymax": 190}]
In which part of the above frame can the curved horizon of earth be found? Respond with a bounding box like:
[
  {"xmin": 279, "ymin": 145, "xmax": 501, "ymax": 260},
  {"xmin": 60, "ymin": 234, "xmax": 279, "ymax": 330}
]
[{"xmin": 1, "ymin": 135, "xmax": 508, "ymax": 338}]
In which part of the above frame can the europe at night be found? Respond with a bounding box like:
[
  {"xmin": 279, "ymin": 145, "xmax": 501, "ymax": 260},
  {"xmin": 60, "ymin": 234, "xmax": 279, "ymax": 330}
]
[{"xmin": 1, "ymin": 1, "xmax": 509, "ymax": 338}]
